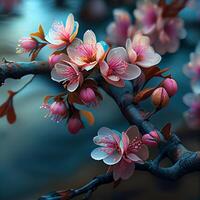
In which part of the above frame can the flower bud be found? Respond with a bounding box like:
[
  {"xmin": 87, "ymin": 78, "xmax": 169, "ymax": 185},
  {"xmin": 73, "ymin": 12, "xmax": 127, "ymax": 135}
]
[
  {"xmin": 151, "ymin": 87, "xmax": 169, "ymax": 109},
  {"xmin": 162, "ymin": 78, "xmax": 178, "ymax": 97},
  {"xmin": 16, "ymin": 37, "xmax": 37, "ymax": 53},
  {"xmin": 142, "ymin": 131, "xmax": 160, "ymax": 147},
  {"xmin": 41, "ymin": 99, "xmax": 67, "ymax": 123},
  {"xmin": 48, "ymin": 53, "xmax": 64, "ymax": 66},
  {"xmin": 67, "ymin": 114, "xmax": 84, "ymax": 134},
  {"xmin": 79, "ymin": 87, "xmax": 97, "ymax": 105}
]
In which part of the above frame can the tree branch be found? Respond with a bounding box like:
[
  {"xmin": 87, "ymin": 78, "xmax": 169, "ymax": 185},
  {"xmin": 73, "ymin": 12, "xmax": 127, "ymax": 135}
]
[
  {"xmin": 0, "ymin": 61, "xmax": 199, "ymax": 199},
  {"xmin": 0, "ymin": 61, "xmax": 50, "ymax": 85}
]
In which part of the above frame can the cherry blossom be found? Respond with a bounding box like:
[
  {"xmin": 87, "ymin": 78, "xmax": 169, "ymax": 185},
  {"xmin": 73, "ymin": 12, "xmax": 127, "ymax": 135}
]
[
  {"xmin": 67, "ymin": 30, "xmax": 109, "ymax": 71},
  {"xmin": 112, "ymin": 126, "xmax": 149, "ymax": 180},
  {"xmin": 91, "ymin": 126, "xmax": 149, "ymax": 180},
  {"xmin": 91, "ymin": 127, "xmax": 123, "ymax": 165},
  {"xmin": 126, "ymin": 32, "xmax": 161, "ymax": 67},
  {"xmin": 51, "ymin": 56, "xmax": 83, "ymax": 92},
  {"xmin": 183, "ymin": 44, "xmax": 200, "ymax": 79},
  {"xmin": 183, "ymin": 93, "xmax": 200, "ymax": 129},
  {"xmin": 45, "ymin": 13, "xmax": 79, "ymax": 49},
  {"xmin": 134, "ymin": 1, "xmax": 186, "ymax": 55},
  {"xmin": 41, "ymin": 98, "xmax": 68, "ymax": 123},
  {"xmin": 99, "ymin": 47, "xmax": 141, "ymax": 87},
  {"xmin": 106, "ymin": 9, "xmax": 135, "ymax": 46},
  {"xmin": 16, "ymin": 37, "xmax": 37, "ymax": 54},
  {"xmin": 134, "ymin": 1, "xmax": 161, "ymax": 35}
]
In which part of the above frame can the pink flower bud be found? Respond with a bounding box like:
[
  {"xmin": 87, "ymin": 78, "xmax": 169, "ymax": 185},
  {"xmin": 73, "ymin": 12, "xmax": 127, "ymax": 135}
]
[
  {"xmin": 142, "ymin": 131, "xmax": 160, "ymax": 147},
  {"xmin": 162, "ymin": 78, "xmax": 178, "ymax": 97},
  {"xmin": 79, "ymin": 87, "xmax": 97, "ymax": 105},
  {"xmin": 48, "ymin": 53, "xmax": 64, "ymax": 66},
  {"xmin": 17, "ymin": 37, "xmax": 37, "ymax": 53},
  {"xmin": 67, "ymin": 114, "xmax": 84, "ymax": 134},
  {"xmin": 151, "ymin": 87, "xmax": 169, "ymax": 109},
  {"xmin": 41, "ymin": 99, "xmax": 67, "ymax": 123}
]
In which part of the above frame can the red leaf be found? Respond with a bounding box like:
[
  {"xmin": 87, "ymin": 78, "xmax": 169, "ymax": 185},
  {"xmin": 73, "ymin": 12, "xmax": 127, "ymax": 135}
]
[
  {"xmin": 0, "ymin": 101, "xmax": 9, "ymax": 117},
  {"xmin": 134, "ymin": 88, "xmax": 155, "ymax": 103},
  {"xmin": 6, "ymin": 101, "xmax": 16, "ymax": 124},
  {"xmin": 161, "ymin": 123, "xmax": 172, "ymax": 140}
]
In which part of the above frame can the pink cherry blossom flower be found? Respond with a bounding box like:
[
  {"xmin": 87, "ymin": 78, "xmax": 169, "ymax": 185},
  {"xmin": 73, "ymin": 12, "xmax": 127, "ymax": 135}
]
[
  {"xmin": 45, "ymin": 13, "xmax": 79, "ymax": 49},
  {"xmin": 106, "ymin": 9, "xmax": 135, "ymax": 46},
  {"xmin": 48, "ymin": 53, "xmax": 65, "ymax": 67},
  {"xmin": 183, "ymin": 93, "xmax": 200, "ymax": 129},
  {"xmin": 16, "ymin": 37, "xmax": 37, "ymax": 54},
  {"xmin": 91, "ymin": 127, "xmax": 123, "ymax": 165},
  {"xmin": 51, "ymin": 56, "xmax": 83, "ymax": 92},
  {"xmin": 134, "ymin": 1, "xmax": 161, "ymax": 35},
  {"xmin": 91, "ymin": 126, "xmax": 149, "ymax": 181},
  {"xmin": 153, "ymin": 17, "xmax": 186, "ymax": 55},
  {"xmin": 99, "ymin": 47, "xmax": 141, "ymax": 87},
  {"xmin": 112, "ymin": 126, "xmax": 149, "ymax": 180},
  {"xmin": 126, "ymin": 32, "xmax": 161, "ymax": 67},
  {"xmin": 183, "ymin": 44, "xmax": 200, "ymax": 79},
  {"xmin": 67, "ymin": 30, "xmax": 109, "ymax": 71},
  {"xmin": 134, "ymin": 1, "xmax": 186, "ymax": 55},
  {"xmin": 41, "ymin": 99, "xmax": 68, "ymax": 123}
]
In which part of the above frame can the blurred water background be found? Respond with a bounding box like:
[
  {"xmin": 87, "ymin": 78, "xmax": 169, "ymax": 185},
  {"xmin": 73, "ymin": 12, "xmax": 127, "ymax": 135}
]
[{"xmin": 0, "ymin": 0, "xmax": 199, "ymax": 199}]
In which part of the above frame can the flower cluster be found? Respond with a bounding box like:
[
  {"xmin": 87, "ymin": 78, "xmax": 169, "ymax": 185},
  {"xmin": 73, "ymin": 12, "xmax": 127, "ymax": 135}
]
[
  {"xmin": 16, "ymin": 10, "xmax": 181, "ymax": 134},
  {"xmin": 107, "ymin": 0, "xmax": 186, "ymax": 55},
  {"xmin": 183, "ymin": 44, "xmax": 200, "ymax": 129},
  {"xmin": 91, "ymin": 126, "xmax": 150, "ymax": 180}
]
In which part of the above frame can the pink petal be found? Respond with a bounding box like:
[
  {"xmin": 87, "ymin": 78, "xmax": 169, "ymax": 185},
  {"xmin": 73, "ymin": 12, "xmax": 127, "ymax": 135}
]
[
  {"xmin": 113, "ymin": 159, "xmax": 135, "ymax": 180},
  {"xmin": 103, "ymin": 76, "xmax": 125, "ymax": 87},
  {"xmin": 107, "ymin": 47, "xmax": 128, "ymax": 63},
  {"xmin": 126, "ymin": 153, "xmax": 144, "ymax": 164},
  {"xmin": 99, "ymin": 61, "xmax": 109, "ymax": 76},
  {"xmin": 136, "ymin": 47, "xmax": 161, "ymax": 67},
  {"xmin": 103, "ymin": 151, "xmax": 122, "ymax": 165},
  {"xmin": 83, "ymin": 30, "xmax": 97, "ymax": 45},
  {"xmin": 91, "ymin": 147, "xmax": 109, "ymax": 160},
  {"xmin": 70, "ymin": 21, "xmax": 79, "ymax": 42},
  {"xmin": 82, "ymin": 61, "xmax": 97, "ymax": 71},
  {"xmin": 126, "ymin": 126, "xmax": 141, "ymax": 141},
  {"xmin": 136, "ymin": 144, "xmax": 149, "ymax": 161},
  {"xmin": 122, "ymin": 132, "xmax": 129, "ymax": 152},
  {"xmin": 51, "ymin": 67, "xmax": 67, "ymax": 82},
  {"xmin": 67, "ymin": 38, "xmax": 85, "ymax": 65},
  {"xmin": 67, "ymin": 80, "xmax": 79, "ymax": 92},
  {"xmin": 119, "ymin": 64, "xmax": 141, "ymax": 80},
  {"xmin": 65, "ymin": 13, "xmax": 75, "ymax": 35},
  {"xmin": 96, "ymin": 42, "xmax": 108, "ymax": 62},
  {"xmin": 126, "ymin": 38, "xmax": 137, "ymax": 63}
]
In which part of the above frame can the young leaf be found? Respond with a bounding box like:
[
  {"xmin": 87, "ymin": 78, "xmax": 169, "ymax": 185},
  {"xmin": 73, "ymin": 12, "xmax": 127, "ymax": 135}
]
[
  {"xmin": 134, "ymin": 88, "xmax": 155, "ymax": 103},
  {"xmin": 161, "ymin": 123, "xmax": 172, "ymax": 140}
]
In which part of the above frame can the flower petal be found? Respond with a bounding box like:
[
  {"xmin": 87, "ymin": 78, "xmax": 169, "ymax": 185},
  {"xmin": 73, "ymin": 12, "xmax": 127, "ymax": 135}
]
[
  {"xmin": 83, "ymin": 30, "xmax": 96, "ymax": 45},
  {"xmin": 99, "ymin": 61, "xmax": 109, "ymax": 76},
  {"xmin": 107, "ymin": 47, "xmax": 128, "ymax": 63},
  {"xmin": 119, "ymin": 64, "xmax": 141, "ymax": 80},
  {"xmin": 103, "ymin": 151, "xmax": 122, "ymax": 165},
  {"xmin": 126, "ymin": 38, "xmax": 137, "ymax": 63},
  {"xmin": 67, "ymin": 80, "xmax": 79, "ymax": 92},
  {"xmin": 65, "ymin": 13, "xmax": 75, "ymax": 35},
  {"xmin": 136, "ymin": 47, "xmax": 161, "ymax": 67},
  {"xmin": 96, "ymin": 41, "xmax": 109, "ymax": 62},
  {"xmin": 67, "ymin": 38, "xmax": 85, "ymax": 65},
  {"xmin": 91, "ymin": 147, "xmax": 109, "ymax": 160},
  {"xmin": 51, "ymin": 67, "xmax": 67, "ymax": 82},
  {"xmin": 113, "ymin": 159, "xmax": 135, "ymax": 180}
]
